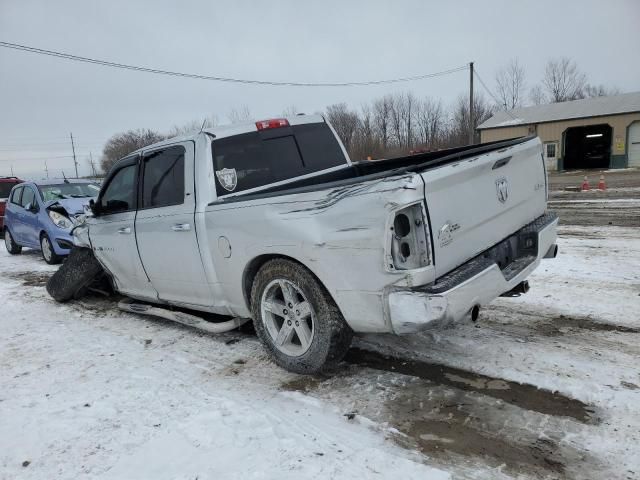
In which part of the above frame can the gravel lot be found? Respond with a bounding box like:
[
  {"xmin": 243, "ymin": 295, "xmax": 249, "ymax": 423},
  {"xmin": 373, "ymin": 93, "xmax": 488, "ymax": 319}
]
[{"xmin": 1, "ymin": 170, "xmax": 639, "ymax": 480}]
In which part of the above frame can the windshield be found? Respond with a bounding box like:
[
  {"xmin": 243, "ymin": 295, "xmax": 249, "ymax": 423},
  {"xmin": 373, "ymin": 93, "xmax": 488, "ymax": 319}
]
[{"xmin": 38, "ymin": 183, "xmax": 100, "ymax": 202}]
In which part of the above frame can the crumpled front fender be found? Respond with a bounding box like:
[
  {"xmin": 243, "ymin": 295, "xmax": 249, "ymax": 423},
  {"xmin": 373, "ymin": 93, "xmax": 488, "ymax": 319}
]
[{"xmin": 72, "ymin": 223, "xmax": 91, "ymax": 249}]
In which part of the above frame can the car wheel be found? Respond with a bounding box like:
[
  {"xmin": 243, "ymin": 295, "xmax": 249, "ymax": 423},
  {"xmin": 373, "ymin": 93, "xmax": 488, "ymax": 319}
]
[
  {"xmin": 40, "ymin": 233, "xmax": 62, "ymax": 265},
  {"xmin": 46, "ymin": 247, "xmax": 105, "ymax": 302},
  {"xmin": 4, "ymin": 228, "xmax": 22, "ymax": 255},
  {"xmin": 251, "ymin": 259, "xmax": 353, "ymax": 374}
]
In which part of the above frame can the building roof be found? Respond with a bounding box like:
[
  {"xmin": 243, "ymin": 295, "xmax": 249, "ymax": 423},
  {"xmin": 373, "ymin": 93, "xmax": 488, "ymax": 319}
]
[{"xmin": 477, "ymin": 91, "xmax": 640, "ymax": 130}]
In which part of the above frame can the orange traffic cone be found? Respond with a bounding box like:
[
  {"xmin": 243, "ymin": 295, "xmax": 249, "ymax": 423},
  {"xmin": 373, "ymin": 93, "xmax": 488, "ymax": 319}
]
[
  {"xmin": 581, "ymin": 176, "xmax": 590, "ymax": 191},
  {"xmin": 598, "ymin": 175, "xmax": 606, "ymax": 191}
]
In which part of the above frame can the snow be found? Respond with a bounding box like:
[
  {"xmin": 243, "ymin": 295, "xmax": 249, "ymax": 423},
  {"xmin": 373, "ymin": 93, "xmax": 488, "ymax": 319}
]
[
  {"xmin": 2, "ymin": 224, "xmax": 640, "ymax": 479},
  {"xmin": 0, "ymin": 250, "xmax": 448, "ymax": 480},
  {"xmin": 492, "ymin": 118, "xmax": 525, "ymax": 127}
]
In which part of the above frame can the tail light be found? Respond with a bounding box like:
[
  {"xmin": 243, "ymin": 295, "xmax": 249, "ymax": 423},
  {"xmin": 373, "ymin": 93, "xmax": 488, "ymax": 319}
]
[
  {"xmin": 255, "ymin": 118, "xmax": 289, "ymax": 131},
  {"xmin": 388, "ymin": 203, "xmax": 431, "ymax": 270}
]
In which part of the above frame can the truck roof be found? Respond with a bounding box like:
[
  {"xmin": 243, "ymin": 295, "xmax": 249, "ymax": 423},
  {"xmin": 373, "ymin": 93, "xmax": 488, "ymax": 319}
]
[{"xmin": 129, "ymin": 114, "xmax": 327, "ymax": 156}]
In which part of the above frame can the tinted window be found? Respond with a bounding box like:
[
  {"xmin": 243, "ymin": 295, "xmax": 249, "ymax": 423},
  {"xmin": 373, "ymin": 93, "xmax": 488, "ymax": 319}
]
[
  {"xmin": 0, "ymin": 182, "xmax": 17, "ymax": 198},
  {"xmin": 142, "ymin": 146, "xmax": 185, "ymax": 208},
  {"xmin": 9, "ymin": 186, "xmax": 23, "ymax": 205},
  {"xmin": 211, "ymin": 122, "xmax": 347, "ymax": 196},
  {"xmin": 100, "ymin": 164, "xmax": 136, "ymax": 214},
  {"xmin": 292, "ymin": 123, "xmax": 346, "ymax": 170},
  {"xmin": 20, "ymin": 187, "xmax": 36, "ymax": 208}
]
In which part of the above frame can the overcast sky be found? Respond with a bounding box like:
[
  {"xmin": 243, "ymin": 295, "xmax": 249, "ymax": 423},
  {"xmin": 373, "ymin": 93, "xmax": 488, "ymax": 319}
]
[{"xmin": 1, "ymin": 0, "xmax": 639, "ymax": 178}]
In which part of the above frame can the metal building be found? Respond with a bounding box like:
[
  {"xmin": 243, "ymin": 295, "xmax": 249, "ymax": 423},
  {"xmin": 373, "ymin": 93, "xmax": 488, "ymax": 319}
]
[{"xmin": 478, "ymin": 92, "xmax": 640, "ymax": 171}]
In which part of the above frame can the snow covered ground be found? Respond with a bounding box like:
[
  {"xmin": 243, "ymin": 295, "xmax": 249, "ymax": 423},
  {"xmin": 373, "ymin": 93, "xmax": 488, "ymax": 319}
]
[{"xmin": 1, "ymin": 224, "xmax": 639, "ymax": 479}]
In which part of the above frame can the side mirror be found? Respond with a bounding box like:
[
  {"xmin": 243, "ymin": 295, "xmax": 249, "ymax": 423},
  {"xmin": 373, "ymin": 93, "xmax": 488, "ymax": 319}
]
[
  {"xmin": 25, "ymin": 202, "xmax": 39, "ymax": 213},
  {"xmin": 89, "ymin": 199, "xmax": 101, "ymax": 216}
]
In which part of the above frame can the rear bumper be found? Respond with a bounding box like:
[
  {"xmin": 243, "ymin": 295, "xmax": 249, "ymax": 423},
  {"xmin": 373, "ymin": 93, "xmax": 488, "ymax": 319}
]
[{"xmin": 388, "ymin": 212, "xmax": 558, "ymax": 334}]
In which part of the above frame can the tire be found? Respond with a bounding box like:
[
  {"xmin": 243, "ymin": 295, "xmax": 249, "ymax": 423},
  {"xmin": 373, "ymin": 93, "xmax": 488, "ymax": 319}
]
[
  {"xmin": 40, "ymin": 233, "xmax": 62, "ymax": 265},
  {"xmin": 4, "ymin": 228, "xmax": 22, "ymax": 254},
  {"xmin": 251, "ymin": 259, "xmax": 353, "ymax": 374},
  {"xmin": 46, "ymin": 247, "xmax": 105, "ymax": 302}
]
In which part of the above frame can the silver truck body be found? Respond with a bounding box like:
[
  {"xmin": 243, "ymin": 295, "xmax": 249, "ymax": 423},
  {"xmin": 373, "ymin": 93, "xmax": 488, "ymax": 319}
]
[{"xmin": 78, "ymin": 115, "xmax": 557, "ymax": 336}]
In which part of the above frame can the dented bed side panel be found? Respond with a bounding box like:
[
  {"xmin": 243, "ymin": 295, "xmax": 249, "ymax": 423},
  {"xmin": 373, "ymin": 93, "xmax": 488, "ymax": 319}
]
[{"xmin": 200, "ymin": 171, "xmax": 434, "ymax": 333}]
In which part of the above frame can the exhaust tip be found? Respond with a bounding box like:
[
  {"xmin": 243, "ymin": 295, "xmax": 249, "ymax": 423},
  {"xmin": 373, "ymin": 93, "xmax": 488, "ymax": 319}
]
[
  {"xmin": 544, "ymin": 244, "xmax": 558, "ymax": 259},
  {"xmin": 471, "ymin": 305, "xmax": 480, "ymax": 322}
]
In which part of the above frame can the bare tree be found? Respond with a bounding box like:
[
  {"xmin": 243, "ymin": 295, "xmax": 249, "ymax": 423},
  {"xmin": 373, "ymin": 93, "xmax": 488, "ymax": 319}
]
[
  {"xmin": 541, "ymin": 57, "xmax": 587, "ymax": 103},
  {"xmin": 101, "ymin": 129, "xmax": 166, "ymax": 172},
  {"xmin": 584, "ymin": 84, "xmax": 621, "ymax": 98},
  {"xmin": 281, "ymin": 105, "xmax": 300, "ymax": 117},
  {"xmin": 227, "ymin": 105, "xmax": 253, "ymax": 124},
  {"xmin": 529, "ymin": 85, "xmax": 547, "ymax": 105},
  {"xmin": 325, "ymin": 103, "xmax": 359, "ymax": 152},
  {"xmin": 415, "ymin": 97, "xmax": 444, "ymax": 149},
  {"xmin": 446, "ymin": 94, "xmax": 493, "ymax": 146},
  {"xmin": 495, "ymin": 59, "xmax": 526, "ymax": 109},
  {"xmin": 372, "ymin": 95, "xmax": 393, "ymax": 149}
]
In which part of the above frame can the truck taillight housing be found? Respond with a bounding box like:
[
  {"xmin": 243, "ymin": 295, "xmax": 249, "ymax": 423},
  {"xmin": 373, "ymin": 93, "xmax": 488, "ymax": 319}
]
[
  {"xmin": 255, "ymin": 118, "xmax": 289, "ymax": 131},
  {"xmin": 388, "ymin": 203, "xmax": 431, "ymax": 270}
]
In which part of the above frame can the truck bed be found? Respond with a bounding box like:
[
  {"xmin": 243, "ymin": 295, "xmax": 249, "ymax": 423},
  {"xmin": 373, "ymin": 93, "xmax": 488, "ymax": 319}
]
[{"xmin": 210, "ymin": 136, "xmax": 535, "ymax": 205}]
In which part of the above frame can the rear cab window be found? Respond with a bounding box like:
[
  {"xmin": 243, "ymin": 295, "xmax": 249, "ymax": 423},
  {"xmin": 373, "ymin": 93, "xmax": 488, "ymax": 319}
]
[
  {"xmin": 0, "ymin": 182, "xmax": 17, "ymax": 199},
  {"xmin": 212, "ymin": 121, "xmax": 346, "ymax": 196}
]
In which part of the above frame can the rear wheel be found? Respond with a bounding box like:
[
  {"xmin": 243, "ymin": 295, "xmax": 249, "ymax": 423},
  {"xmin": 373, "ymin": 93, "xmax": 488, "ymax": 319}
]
[
  {"xmin": 4, "ymin": 228, "xmax": 22, "ymax": 254},
  {"xmin": 40, "ymin": 233, "xmax": 62, "ymax": 265},
  {"xmin": 251, "ymin": 259, "xmax": 353, "ymax": 374},
  {"xmin": 46, "ymin": 247, "xmax": 105, "ymax": 302}
]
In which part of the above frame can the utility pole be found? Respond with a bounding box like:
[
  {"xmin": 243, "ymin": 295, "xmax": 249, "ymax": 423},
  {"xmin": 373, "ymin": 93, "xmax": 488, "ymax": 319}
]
[
  {"xmin": 89, "ymin": 152, "xmax": 97, "ymax": 178},
  {"xmin": 469, "ymin": 61, "xmax": 475, "ymax": 145},
  {"xmin": 70, "ymin": 132, "xmax": 78, "ymax": 178},
  {"xmin": 45, "ymin": 160, "xmax": 49, "ymax": 179}
]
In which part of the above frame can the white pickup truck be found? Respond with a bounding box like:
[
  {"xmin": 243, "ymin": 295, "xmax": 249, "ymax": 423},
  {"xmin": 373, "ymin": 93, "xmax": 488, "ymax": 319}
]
[{"xmin": 47, "ymin": 114, "xmax": 557, "ymax": 373}]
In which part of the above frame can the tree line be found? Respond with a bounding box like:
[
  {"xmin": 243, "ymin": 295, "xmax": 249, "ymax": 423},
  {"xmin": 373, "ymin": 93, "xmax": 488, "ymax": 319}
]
[{"xmin": 100, "ymin": 56, "xmax": 620, "ymax": 173}]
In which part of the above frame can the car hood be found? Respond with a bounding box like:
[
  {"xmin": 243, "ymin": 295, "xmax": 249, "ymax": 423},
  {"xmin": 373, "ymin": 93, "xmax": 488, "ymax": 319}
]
[{"xmin": 45, "ymin": 197, "xmax": 95, "ymax": 215}]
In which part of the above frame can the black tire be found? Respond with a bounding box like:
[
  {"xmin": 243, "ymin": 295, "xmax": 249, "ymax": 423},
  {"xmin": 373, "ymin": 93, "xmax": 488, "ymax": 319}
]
[
  {"xmin": 251, "ymin": 259, "xmax": 353, "ymax": 374},
  {"xmin": 40, "ymin": 232, "xmax": 62, "ymax": 265},
  {"xmin": 4, "ymin": 228, "xmax": 22, "ymax": 254},
  {"xmin": 46, "ymin": 247, "xmax": 105, "ymax": 302}
]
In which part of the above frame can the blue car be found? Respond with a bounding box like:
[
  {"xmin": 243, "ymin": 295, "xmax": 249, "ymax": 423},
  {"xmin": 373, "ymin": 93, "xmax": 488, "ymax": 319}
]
[{"xmin": 3, "ymin": 179, "xmax": 99, "ymax": 264}]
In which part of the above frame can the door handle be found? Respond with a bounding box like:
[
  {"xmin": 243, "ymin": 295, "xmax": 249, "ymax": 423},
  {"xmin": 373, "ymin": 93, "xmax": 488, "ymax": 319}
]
[
  {"xmin": 171, "ymin": 223, "xmax": 191, "ymax": 232},
  {"xmin": 117, "ymin": 227, "xmax": 131, "ymax": 234}
]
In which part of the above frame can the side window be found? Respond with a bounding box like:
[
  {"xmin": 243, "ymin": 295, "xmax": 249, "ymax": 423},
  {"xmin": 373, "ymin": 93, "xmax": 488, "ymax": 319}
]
[
  {"xmin": 141, "ymin": 146, "xmax": 185, "ymax": 208},
  {"xmin": 10, "ymin": 186, "xmax": 23, "ymax": 205},
  {"xmin": 20, "ymin": 187, "xmax": 36, "ymax": 209},
  {"xmin": 99, "ymin": 164, "xmax": 137, "ymax": 214}
]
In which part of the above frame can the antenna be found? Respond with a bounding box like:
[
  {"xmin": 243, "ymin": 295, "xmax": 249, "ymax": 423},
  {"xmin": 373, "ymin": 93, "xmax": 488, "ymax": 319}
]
[
  {"xmin": 199, "ymin": 118, "xmax": 207, "ymax": 133},
  {"xmin": 62, "ymin": 170, "xmax": 69, "ymax": 182}
]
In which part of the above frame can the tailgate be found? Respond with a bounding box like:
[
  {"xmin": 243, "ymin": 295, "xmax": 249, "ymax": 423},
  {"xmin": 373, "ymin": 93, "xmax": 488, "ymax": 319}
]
[{"xmin": 422, "ymin": 138, "xmax": 547, "ymax": 277}]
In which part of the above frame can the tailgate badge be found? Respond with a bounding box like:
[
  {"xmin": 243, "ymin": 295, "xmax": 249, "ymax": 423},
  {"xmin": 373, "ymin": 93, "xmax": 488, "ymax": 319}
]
[{"xmin": 496, "ymin": 177, "xmax": 509, "ymax": 203}]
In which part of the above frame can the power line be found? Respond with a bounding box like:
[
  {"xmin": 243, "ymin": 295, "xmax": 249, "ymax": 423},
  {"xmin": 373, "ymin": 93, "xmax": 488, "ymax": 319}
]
[
  {"xmin": 472, "ymin": 68, "xmax": 518, "ymax": 121},
  {"xmin": 0, "ymin": 40, "xmax": 468, "ymax": 87}
]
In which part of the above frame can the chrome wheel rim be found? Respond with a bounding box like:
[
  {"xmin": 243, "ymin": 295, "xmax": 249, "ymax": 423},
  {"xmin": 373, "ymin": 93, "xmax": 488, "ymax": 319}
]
[
  {"xmin": 5, "ymin": 231, "xmax": 12, "ymax": 251},
  {"xmin": 261, "ymin": 279, "xmax": 315, "ymax": 357},
  {"xmin": 41, "ymin": 236, "xmax": 52, "ymax": 262}
]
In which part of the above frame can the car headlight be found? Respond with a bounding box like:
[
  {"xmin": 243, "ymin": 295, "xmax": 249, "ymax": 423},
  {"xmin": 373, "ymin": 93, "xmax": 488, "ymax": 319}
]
[{"xmin": 48, "ymin": 210, "xmax": 74, "ymax": 229}]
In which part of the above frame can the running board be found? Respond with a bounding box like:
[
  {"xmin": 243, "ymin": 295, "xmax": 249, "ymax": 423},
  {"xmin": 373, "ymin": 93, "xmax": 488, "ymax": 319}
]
[{"xmin": 118, "ymin": 299, "xmax": 249, "ymax": 334}]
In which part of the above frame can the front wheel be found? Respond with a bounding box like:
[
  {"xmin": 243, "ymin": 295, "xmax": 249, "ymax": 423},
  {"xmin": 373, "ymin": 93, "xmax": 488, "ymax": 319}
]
[
  {"xmin": 251, "ymin": 259, "xmax": 353, "ymax": 374},
  {"xmin": 41, "ymin": 233, "xmax": 62, "ymax": 265},
  {"xmin": 4, "ymin": 228, "xmax": 22, "ymax": 254}
]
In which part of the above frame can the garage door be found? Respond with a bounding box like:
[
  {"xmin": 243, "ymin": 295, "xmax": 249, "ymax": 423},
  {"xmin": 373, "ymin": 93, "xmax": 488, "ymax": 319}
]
[{"xmin": 629, "ymin": 122, "xmax": 640, "ymax": 167}]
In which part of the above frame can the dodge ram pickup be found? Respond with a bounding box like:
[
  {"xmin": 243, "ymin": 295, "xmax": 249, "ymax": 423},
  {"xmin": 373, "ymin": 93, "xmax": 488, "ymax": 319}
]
[{"xmin": 46, "ymin": 114, "xmax": 558, "ymax": 373}]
